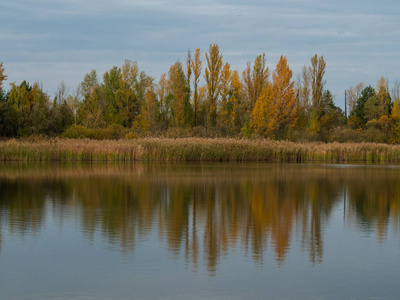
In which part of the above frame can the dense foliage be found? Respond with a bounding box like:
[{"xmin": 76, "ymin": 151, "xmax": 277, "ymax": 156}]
[{"xmin": 1, "ymin": 45, "xmax": 398, "ymax": 142}]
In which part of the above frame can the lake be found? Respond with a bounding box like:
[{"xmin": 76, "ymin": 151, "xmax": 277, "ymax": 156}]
[{"xmin": 0, "ymin": 162, "xmax": 399, "ymax": 300}]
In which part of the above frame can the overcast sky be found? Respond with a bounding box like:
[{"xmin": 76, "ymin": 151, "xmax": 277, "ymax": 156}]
[{"xmin": 1, "ymin": 0, "xmax": 399, "ymax": 108}]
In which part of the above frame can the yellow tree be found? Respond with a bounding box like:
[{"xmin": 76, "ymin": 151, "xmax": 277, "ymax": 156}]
[
  {"xmin": 190, "ymin": 48, "xmax": 202, "ymax": 126},
  {"xmin": 218, "ymin": 62, "xmax": 232, "ymax": 129},
  {"xmin": 135, "ymin": 89, "xmax": 158, "ymax": 131},
  {"xmin": 251, "ymin": 55, "xmax": 296, "ymax": 138},
  {"xmin": 273, "ymin": 55, "xmax": 297, "ymax": 137},
  {"xmin": 230, "ymin": 71, "xmax": 242, "ymax": 132},
  {"xmin": 390, "ymin": 99, "xmax": 400, "ymax": 142},
  {"xmin": 376, "ymin": 76, "xmax": 391, "ymax": 116},
  {"xmin": 205, "ymin": 44, "xmax": 223, "ymax": 126},
  {"xmin": 186, "ymin": 49, "xmax": 192, "ymax": 95},
  {"xmin": 251, "ymin": 85, "xmax": 278, "ymax": 137}
]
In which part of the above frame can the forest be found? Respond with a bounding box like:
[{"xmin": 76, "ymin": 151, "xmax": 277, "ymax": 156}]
[{"xmin": 1, "ymin": 44, "xmax": 399, "ymax": 143}]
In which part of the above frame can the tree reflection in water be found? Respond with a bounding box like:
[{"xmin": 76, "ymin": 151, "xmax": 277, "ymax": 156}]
[{"xmin": 0, "ymin": 162, "xmax": 399, "ymax": 275}]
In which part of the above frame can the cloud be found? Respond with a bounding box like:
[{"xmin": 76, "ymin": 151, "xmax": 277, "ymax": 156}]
[{"xmin": 1, "ymin": 0, "xmax": 400, "ymax": 109}]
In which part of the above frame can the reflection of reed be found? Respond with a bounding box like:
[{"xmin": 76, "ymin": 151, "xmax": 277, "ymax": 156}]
[{"xmin": 1, "ymin": 163, "xmax": 400, "ymax": 274}]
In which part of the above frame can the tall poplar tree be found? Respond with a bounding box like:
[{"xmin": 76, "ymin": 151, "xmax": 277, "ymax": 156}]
[
  {"xmin": 0, "ymin": 62, "xmax": 7, "ymax": 98},
  {"xmin": 190, "ymin": 48, "xmax": 202, "ymax": 126},
  {"xmin": 273, "ymin": 55, "xmax": 297, "ymax": 137},
  {"xmin": 205, "ymin": 44, "xmax": 223, "ymax": 127},
  {"xmin": 166, "ymin": 62, "xmax": 192, "ymax": 127},
  {"xmin": 310, "ymin": 54, "xmax": 326, "ymax": 113}
]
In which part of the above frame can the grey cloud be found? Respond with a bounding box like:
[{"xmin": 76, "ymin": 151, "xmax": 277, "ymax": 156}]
[{"xmin": 1, "ymin": 0, "xmax": 399, "ymax": 109}]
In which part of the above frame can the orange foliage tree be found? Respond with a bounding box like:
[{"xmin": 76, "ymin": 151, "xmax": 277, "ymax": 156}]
[{"xmin": 251, "ymin": 55, "xmax": 297, "ymax": 138}]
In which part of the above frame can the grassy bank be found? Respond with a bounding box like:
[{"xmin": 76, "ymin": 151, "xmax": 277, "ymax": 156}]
[{"xmin": 1, "ymin": 138, "xmax": 400, "ymax": 163}]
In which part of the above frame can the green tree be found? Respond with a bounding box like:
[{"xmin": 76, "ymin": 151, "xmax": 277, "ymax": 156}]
[
  {"xmin": 29, "ymin": 83, "xmax": 50, "ymax": 135},
  {"xmin": 7, "ymin": 81, "xmax": 32, "ymax": 135},
  {"xmin": 116, "ymin": 60, "xmax": 153, "ymax": 127},
  {"xmin": 319, "ymin": 90, "xmax": 345, "ymax": 140},
  {"xmin": 349, "ymin": 85, "xmax": 376, "ymax": 128},
  {"xmin": 48, "ymin": 102, "xmax": 74, "ymax": 135},
  {"xmin": 78, "ymin": 70, "xmax": 105, "ymax": 128},
  {"xmin": 102, "ymin": 66, "xmax": 122, "ymax": 125}
]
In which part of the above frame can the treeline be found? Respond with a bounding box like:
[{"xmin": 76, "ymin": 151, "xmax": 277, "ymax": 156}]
[{"xmin": 0, "ymin": 45, "xmax": 399, "ymax": 142}]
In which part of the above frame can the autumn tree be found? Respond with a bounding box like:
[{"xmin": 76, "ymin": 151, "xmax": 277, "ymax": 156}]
[
  {"xmin": 218, "ymin": 68, "xmax": 246, "ymax": 135},
  {"xmin": 253, "ymin": 54, "xmax": 269, "ymax": 104},
  {"xmin": 349, "ymin": 85, "xmax": 375, "ymax": 128},
  {"xmin": 363, "ymin": 78, "xmax": 391, "ymax": 124},
  {"xmin": 55, "ymin": 80, "xmax": 69, "ymax": 106},
  {"xmin": 296, "ymin": 65, "xmax": 312, "ymax": 109},
  {"xmin": 229, "ymin": 71, "xmax": 244, "ymax": 133},
  {"xmin": 300, "ymin": 54, "xmax": 326, "ymax": 134},
  {"xmin": 346, "ymin": 83, "xmax": 365, "ymax": 114},
  {"xmin": 48, "ymin": 99, "xmax": 74, "ymax": 135},
  {"xmin": 116, "ymin": 60, "xmax": 139, "ymax": 127},
  {"xmin": 273, "ymin": 55, "xmax": 297, "ymax": 138},
  {"xmin": 135, "ymin": 89, "xmax": 159, "ymax": 132},
  {"xmin": 0, "ymin": 62, "xmax": 7, "ymax": 100},
  {"xmin": 319, "ymin": 90, "xmax": 345, "ymax": 140},
  {"xmin": 30, "ymin": 83, "xmax": 51, "ymax": 135},
  {"xmin": 66, "ymin": 84, "xmax": 82, "ymax": 124},
  {"xmin": 218, "ymin": 62, "xmax": 233, "ymax": 131},
  {"xmin": 186, "ymin": 49, "xmax": 192, "ymax": 95},
  {"xmin": 242, "ymin": 54, "xmax": 269, "ymax": 109},
  {"xmin": 166, "ymin": 61, "xmax": 192, "ymax": 127},
  {"xmin": 391, "ymin": 80, "xmax": 400, "ymax": 101},
  {"xmin": 205, "ymin": 44, "xmax": 223, "ymax": 127},
  {"xmin": 78, "ymin": 70, "xmax": 105, "ymax": 127},
  {"xmin": 8, "ymin": 81, "xmax": 33, "ymax": 134},
  {"xmin": 295, "ymin": 65, "xmax": 311, "ymax": 130},
  {"xmin": 102, "ymin": 66, "xmax": 121, "ymax": 124},
  {"xmin": 376, "ymin": 76, "xmax": 391, "ymax": 116},
  {"xmin": 251, "ymin": 84, "xmax": 277, "ymax": 137},
  {"xmin": 158, "ymin": 73, "xmax": 167, "ymax": 113},
  {"xmin": 310, "ymin": 54, "xmax": 326, "ymax": 113},
  {"xmin": 390, "ymin": 99, "xmax": 400, "ymax": 141},
  {"xmin": 50, "ymin": 80, "xmax": 74, "ymax": 134},
  {"xmin": 251, "ymin": 55, "xmax": 296, "ymax": 138},
  {"xmin": 190, "ymin": 48, "xmax": 202, "ymax": 126}
]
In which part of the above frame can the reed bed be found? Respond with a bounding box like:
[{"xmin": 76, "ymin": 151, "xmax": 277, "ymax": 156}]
[{"xmin": 1, "ymin": 138, "xmax": 400, "ymax": 163}]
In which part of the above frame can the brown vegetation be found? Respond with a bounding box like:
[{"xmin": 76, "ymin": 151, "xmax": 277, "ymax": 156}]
[{"xmin": 1, "ymin": 137, "xmax": 400, "ymax": 162}]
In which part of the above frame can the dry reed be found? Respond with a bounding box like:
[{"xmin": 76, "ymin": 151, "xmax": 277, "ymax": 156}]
[{"xmin": 1, "ymin": 138, "xmax": 400, "ymax": 163}]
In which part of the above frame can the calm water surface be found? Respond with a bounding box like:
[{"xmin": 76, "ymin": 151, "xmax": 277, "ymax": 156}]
[{"xmin": 0, "ymin": 162, "xmax": 399, "ymax": 300}]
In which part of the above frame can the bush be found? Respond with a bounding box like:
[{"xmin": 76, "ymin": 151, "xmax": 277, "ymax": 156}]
[{"xmin": 63, "ymin": 124, "xmax": 126, "ymax": 140}]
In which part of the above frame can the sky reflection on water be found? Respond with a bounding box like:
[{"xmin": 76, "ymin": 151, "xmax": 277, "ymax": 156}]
[{"xmin": 0, "ymin": 162, "xmax": 399, "ymax": 299}]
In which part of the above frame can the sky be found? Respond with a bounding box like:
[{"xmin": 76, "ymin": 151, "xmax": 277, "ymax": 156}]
[{"xmin": 1, "ymin": 0, "xmax": 399, "ymax": 109}]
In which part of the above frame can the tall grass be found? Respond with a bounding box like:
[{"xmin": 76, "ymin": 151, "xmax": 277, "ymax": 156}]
[{"xmin": 2, "ymin": 138, "xmax": 400, "ymax": 163}]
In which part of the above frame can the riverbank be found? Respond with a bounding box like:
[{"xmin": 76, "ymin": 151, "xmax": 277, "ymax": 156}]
[{"xmin": 1, "ymin": 138, "xmax": 400, "ymax": 163}]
